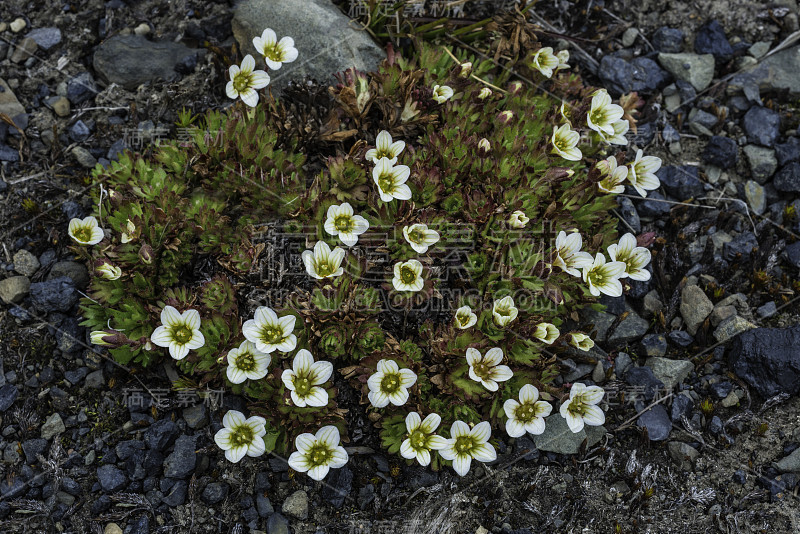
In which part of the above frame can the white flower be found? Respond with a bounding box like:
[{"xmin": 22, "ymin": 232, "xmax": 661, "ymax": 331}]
[
  {"xmin": 90, "ymin": 331, "xmax": 113, "ymax": 346},
  {"xmin": 226, "ymin": 340, "xmax": 271, "ymax": 384},
  {"xmin": 392, "ymin": 259, "xmax": 424, "ymax": 292},
  {"xmin": 281, "ymin": 349, "xmax": 333, "ymax": 407},
  {"xmin": 402, "ymin": 223, "xmax": 440, "ymax": 253},
  {"xmin": 367, "ymin": 359, "xmax": 417, "ymax": 408},
  {"xmin": 459, "ymin": 61, "xmax": 473, "ymax": 78},
  {"xmin": 252, "ymin": 28, "xmax": 298, "ymax": 70},
  {"xmin": 68, "ymin": 216, "xmax": 104, "ymax": 245},
  {"xmin": 559, "ymin": 382, "xmax": 606, "ymax": 433},
  {"xmin": 532, "ymin": 322, "xmax": 559, "ymax": 344},
  {"xmin": 553, "ymin": 231, "xmax": 593, "ymax": 277},
  {"xmin": 587, "ymin": 89, "xmax": 624, "ymax": 139},
  {"xmin": 120, "ymin": 218, "xmax": 136, "ymax": 243},
  {"xmin": 531, "ymin": 46, "xmax": 560, "ymax": 78},
  {"xmin": 225, "ymin": 54, "xmax": 270, "ymax": 107},
  {"xmin": 97, "ymin": 262, "xmax": 121, "ymax": 280},
  {"xmin": 373, "ymin": 157, "xmax": 412, "ymax": 202},
  {"xmin": 454, "ymin": 305, "xmax": 477, "ymax": 329},
  {"xmin": 365, "ymin": 130, "xmax": 406, "ymax": 165},
  {"xmin": 301, "ymin": 240, "xmax": 346, "ymax": 279},
  {"xmin": 604, "ymin": 119, "xmax": 630, "ymax": 145},
  {"xmin": 323, "ymin": 203, "xmax": 369, "ymax": 247},
  {"xmin": 559, "ymin": 100, "xmax": 571, "ymax": 124},
  {"xmin": 288, "ymin": 425, "xmax": 348, "ymax": 481},
  {"xmin": 400, "ymin": 412, "xmax": 448, "ymax": 466},
  {"xmin": 596, "ymin": 157, "xmax": 628, "ymax": 194},
  {"xmin": 492, "ymin": 295, "xmax": 518, "ymax": 327},
  {"xmin": 556, "ymin": 49, "xmax": 570, "ymax": 70},
  {"xmin": 150, "ymin": 306, "xmax": 205, "ymax": 360},
  {"xmin": 504, "ymin": 384, "xmax": 552, "ymax": 437},
  {"xmin": 466, "ymin": 347, "xmax": 513, "ymax": 392},
  {"xmin": 478, "ymin": 138, "xmax": 491, "ymax": 152},
  {"xmin": 628, "ymin": 149, "xmax": 662, "ymax": 197},
  {"xmin": 439, "ymin": 421, "xmax": 497, "ymax": 476},
  {"xmin": 582, "ymin": 252, "xmax": 626, "ymax": 297},
  {"xmin": 551, "ymin": 123, "xmax": 582, "ymax": 161},
  {"xmin": 508, "ymin": 210, "xmax": 529, "ymax": 229},
  {"xmin": 608, "ymin": 233, "xmax": 651, "ymax": 281},
  {"xmin": 432, "ymin": 84, "xmax": 454, "ymax": 103},
  {"xmin": 242, "ymin": 306, "xmax": 297, "ymax": 354},
  {"xmin": 214, "ymin": 410, "xmax": 267, "ymax": 463},
  {"xmin": 478, "ymin": 87, "xmax": 492, "ymax": 99},
  {"xmin": 568, "ymin": 332, "xmax": 595, "ymax": 351}
]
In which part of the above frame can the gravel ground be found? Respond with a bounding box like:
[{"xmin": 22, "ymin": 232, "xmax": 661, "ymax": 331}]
[{"xmin": 1, "ymin": 0, "xmax": 800, "ymax": 533}]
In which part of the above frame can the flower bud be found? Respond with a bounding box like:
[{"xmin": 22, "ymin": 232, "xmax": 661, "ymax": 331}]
[
  {"xmin": 138, "ymin": 243, "xmax": 155, "ymax": 264},
  {"xmin": 477, "ymin": 138, "xmax": 491, "ymax": 157},
  {"xmin": 497, "ymin": 110, "xmax": 514, "ymax": 125},
  {"xmin": 478, "ymin": 87, "xmax": 492, "ymax": 100},
  {"xmin": 97, "ymin": 262, "xmax": 122, "ymax": 280},
  {"xmin": 459, "ymin": 61, "xmax": 473, "ymax": 78},
  {"xmin": 508, "ymin": 80, "xmax": 523, "ymax": 95},
  {"xmin": 121, "ymin": 218, "xmax": 136, "ymax": 243}
]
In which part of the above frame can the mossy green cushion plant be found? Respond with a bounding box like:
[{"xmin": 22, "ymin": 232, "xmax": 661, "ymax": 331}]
[{"xmin": 77, "ymin": 25, "xmax": 659, "ymax": 479}]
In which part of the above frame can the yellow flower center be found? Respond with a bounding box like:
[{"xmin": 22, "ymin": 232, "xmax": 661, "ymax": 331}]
[
  {"xmin": 515, "ymin": 403, "xmax": 538, "ymax": 423},
  {"xmin": 263, "ymin": 44, "xmax": 285, "ymax": 63},
  {"xmin": 294, "ymin": 375, "xmax": 312, "ymax": 396},
  {"xmin": 334, "ymin": 215, "xmax": 353, "ymax": 233},
  {"xmin": 260, "ymin": 326, "xmax": 284, "ymax": 344},
  {"xmin": 316, "ymin": 261, "xmax": 333, "ymax": 277},
  {"xmin": 230, "ymin": 425, "xmax": 254, "ymax": 447},
  {"xmin": 172, "ymin": 325, "xmax": 193, "ymax": 345},
  {"xmin": 588, "ymin": 268, "xmax": 606, "ymax": 288},
  {"xmin": 73, "ymin": 226, "xmax": 93, "ymax": 243},
  {"xmin": 473, "ymin": 362, "xmax": 491, "ymax": 380},
  {"xmin": 454, "ymin": 435, "xmax": 476, "ymax": 455},
  {"xmin": 567, "ymin": 397, "xmax": 589, "ymax": 417},
  {"xmin": 233, "ymin": 71, "xmax": 254, "ymax": 93},
  {"xmin": 307, "ymin": 444, "xmax": 332, "ymax": 467},
  {"xmin": 399, "ymin": 265, "xmax": 417, "ymax": 285},
  {"xmin": 378, "ymin": 172, "xmax": 395, "ymax": 194},
  {"xmin": 408, "ymin": 229, "xmax": 425, "ymax": 244},
  {"xmin": 380, "ymin": 373, "xmax": 401, "ymax": 394},
  {"xmin": 235, "ymin": 351, "xmax": 256, "ymax": 372},
  {"xmin": 409, "ymin": 430, "xmax": 428, "ymax": 450}
]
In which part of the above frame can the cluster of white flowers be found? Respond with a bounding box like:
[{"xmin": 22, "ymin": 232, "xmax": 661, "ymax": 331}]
[{"xmin": 226, "ymin": 28, "xmax": 299, "ymax": 107}]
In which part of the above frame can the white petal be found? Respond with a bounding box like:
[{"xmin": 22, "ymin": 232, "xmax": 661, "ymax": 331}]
[
  {"xmin": 420, "ymin": 413, "xmax": 441, "ymax": 433},
  {"xmin": 226, "ymin": 445, "xmax": 247, "ymax": 463},
  {"xmin": 484, "ymin": 347, "xmax": 504, "ymax": 366},
  {"xmin": 288, "ymin": 451, "xmax": 309, "ymax": 472},
  {"xmin": 170, "ymin": 343, "xmax": 190, "ymax": 360},
  {"xmin": 308, "ymin": 464, "xmax": 330, "ymax": 481},
  {"xmin": 316, "ymin": 425, "xmax": 341, "ymax": 448},
  {"xmin": 311, "ymin": 360, "xmax": 333, "ymax": 385},
  {"xmin": 329, "ymin": 447, "xmax": 348, "ymax": 468},
  {"xmin": 214, "ymin": 428, "xmax": 232, "ymax": 450},
  {"xmin": 465, "ymin": 348, "xmax": 481, "ymax": 366},
  {"xmin": 294, "ymin": 433, "xmax": 316, "ymax": 453},
  {"xmin": 247, "ymin": 436, "xmax": 266, "ymax": 457},
  {"xmin": 227, "ymin": 367, "xmax": 246, "ymax": 384},
  {"xmin": 304, "ymin": 387, "xmax": 329, "ymax": 407},
  {"xmin": 388, "ymin": 387, "xmax": 409, "ymax": 406},
  {"xmin": 161, "ymin": 306, "xmax": 182, "ymax": 326},
  {"xmin": 506, "ymin": 418, "xmax": 525, "ymax": 438},
  {"xmin": 400, "ymin": 439, "xmax": 416, "ymax": 459},
  {"xmin": 450, "ymin": 420, "xmax": 470, "ymax": 438},
  {"xmin": 150, "ymin": 326, "xmax": 172, "ymax": 347},
  {"xmin": 582, "ymin": 405, "xmax": 606, "ymax": 426},
  {"xmin": 525, "ymin": 418, "xmax": 546, "ymax": 435},
  {"xmin": 240, "ymin": 88, "xmax": 259, "ymax": 107},
  {"xmin": 405, "ymin": 412, "xmax": 422, "ymax": 433},
  {"xmin": 471, "ymin": 442, "xmax": 497, "ymax": 462},
  {"xmin": 519, "ymin": 384, "xmax": 539, "ymax": 404},
  {"xmin": 223, "ymin": 410, "xmax": 246, "ymax": 428},
  {"xmin": 452, "ymin": 455, "xmax": 472, "ymax": 476}
]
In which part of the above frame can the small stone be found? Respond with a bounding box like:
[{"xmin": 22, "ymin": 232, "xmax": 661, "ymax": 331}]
[
  {"xmin": 13, "ymin": 249, "xmax": 40, "ymax": 277},
  {"xmin": 774, "ymin": 162, "xmax": 800, "ymax": 193},
  {"xmin": 749, "ymin": 41, "xmax": 771, "ymax": 59},
  {"xmin": 616, "ymin": 196, "xmax": 641, "ymax": 233},
  {"xmin": 786, "ymin": 242, "xmax": 800, "ymax": 269},
  {"xmin": 657, "ymin": 165, "xmax": 704, "ymax": 200},
  {"xmin": 720, "ymin": 391, "xmax": 739, "ymax": 407},
  {"xmin": 10, "ymin": 37, "xmax": 37, "ymax": 63},
  {"xmin": 743, "ymin": 106, "xmax": 781, "ymax": 147},
  {"xmin": 0, "ymin": 275, "xmax": 30, "ymax": 304},
  {"xmin": 641, "ymin": 334, "xmax": 667, "ymax": 357},
  {"xmin": 615, "ymin": 353, "xmax": 633, "ymax": 376},
  {"xmin": 47, "ymin": 261, "xmax": 90, "ymax": 289},
  {"xmin": 652, "ymin": 27, "xmax": 685, "ymax": 53},
  {"xmin": 645, "ymin": 357, "xmax": 694, "ymax": 391},
  {"xmin": 743, "ymin": 145, "xmax": 778, "ymax": 183},
  {"xmin": 10, "ymin": 18, "xmax": 27, "ymax": 33},
  {"xmin": 267, "ymin": 513, "xmax": 290, "ymax": 534},
  {"xmin": 607, "ymin": 309, "xmax": 650, "ymax": 346},
  {"xmin": 104, "ymin": 524, "xmax": 123, "ymax": 534},
  {"xmin": 182, "ymin": 404, "xmax": 208, "ymax": 429},
  {"xmin": 144, "ymin": 419, "xmax": 179, "ymax": 451},
  {"xmin": 667, "ymin": 330, "xmax": 694, "ymax": 347},
  {"xmin": 668, "ymin": 441, "xmax": 700, "ymax": 470},
  {"xmin": 688, "ymin": 108, "xmax": 717, "ymax": 136},
  {"xmin": 201, "ymin": 482, "xmax": 229, "ymax": 504},
  {"xmin": 163, "ymin": 435, "xmax": 196, "ymax": 479},
  {"xmin": 45, "ymin": 96, "xmax": 70, "ymax": 117},
  {"xmin": 26, "ymin": 27, "xmax": 62, "ymax": 50},
  {"xmin": 743, "ymin": 181, "xmax": 767, "ymax": 215},
  {"xmin": 71, "ymin": 146, "xmax": 97, "ymax": 168},
  {"xmin": 775, "ymin": 447, "xmax": 800, "ymax": 473},
  {"xmin": 775, "ymin": 137, "xmax": 800, "ymax": 166},
  {"xmin": 281, "ymin": 490, "xmax": 309, "ymax": 520},
  {"xmin": 534, "ymin": 413, "xmax": 605, "ymax": 454},
  {"xmin": 41, "ymin": 413, "xmax": 65, "ymax": 440},
  {"xmin": 671, "ymin": 394, "xmax": 693, "ymax": 422},
  {"xmin": 321, "ymin": 465, "xmax": 352, "ymax": 508},
  {"xmin": 592, "ymin": 360, "xmax": 606, "ymax": 383},
  {"xmin": 97, "ymin": 464, "xmax": 128, "ymax": 493},
  {"xmin": 703, "ymin": 136, "xmax": 738, "ymax": 168},
  {"xmin": 694, "ymin": 19, "xmax": 733, "ymax": 62},
  {"xmin": 723, "ymin": 232, "xmax": 758, "ymax": 261},
  {"xmin": 643, "ymin": 290, "xmax": 664, "ymax": 316},
  {"xmin": 68, "ymin": 120, "xmax": 91, "ymax": 142},
  {"xmin": 256, "ymin": 494, "xmax": 274, "ymax": 517},
  {"xmin": 133, "ymin": 23, "xmax": 150, "ymax": 36},
  {"xmin": 85, "ymin": 370, "xmax": 105, "ymax": 389},
  {"xmin": 680, "ymin": 285, "xmax": 714, "ymax": 335},
  {"xmin": 621, "ymin": 27, "xmax": 639, "ymax": 47},
  {"xmin": 30, "ymin": 276, "xmax": 77, "ymax": 312},
  {"xmin": 756, "ymin": 301, "xmax": 777, "ymax": 318},
  {"xmin": 0, "ymin": 78, "xmax": 25, "ymax": 120},
  {"xmin": 66, "ymin": 72, "xmax": 97, "ymax": 105},
  {"xmin": 658, "ymin": 53, "xmax": 715, "ymax": 91},
  {"xmin": 625, "ymin": 366, "xmax": 666, "ymax": 401},
  {"xmin": 636, "ymin": 404, "xmax": 672, "ymax": 441},
  {"xmin": 713, "ymin": 315, "xmax": 757, "ymax": 343},
  {"xmin": 0, "ymin": 384, "xmax": 20, "ymax": 412}
]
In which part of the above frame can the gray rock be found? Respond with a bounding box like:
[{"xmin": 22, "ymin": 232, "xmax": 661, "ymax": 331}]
[
  {"xmin": 694, "ymin": 20, "xmax": 733, "ymax": 62},
  {"xmin": 0, "ymin": 275, "xmax": 31, "ymax": 304},
  {"xmin": 671, "ymin": 393, "xmax": 693, "ymax": 422},
  {"xmin": 774, "ymin": 162, "xmax": 800, "ymax": 193},
  {"xmin": 744, "ymin": 180, "xmax": 767, "ymax": 215},
  {"xmin": 10, "ymin": 37, "xmax": 37, "ymax": 63},
  {"xmin": 645, "ymin": 357, "xmax": 694, "ymax": 391},
  {"xmin": 775, "ymin": 137, "xmax": 800, "ymax": 166},
  {"xmin": 201, "ymin": 482, "xmax": 229, "ymax": 504},
  {"xmin": 97, "ymin": 464, "xmax": 128, "ymax": 493},
  {"xmin": 22, "ymin": 438, "xmax": 48, "ymax": 463},
  {"xmin": 680, "ymin": 285, "xmax": 713, "ymax": 335},
  {"xmin": 743, "ymin": 145, "xmax": 778, "ymax": 183},
  {"xmin": 71, "ymin": 146, "xmax": 97, "ymax": 168},
  {"xmin": 281, "ymin": 490, "xmax": 309, "ymax": 520},
  {"xmin": 776, "ymin": 447, "xmax": 800, "ymax": 473},
  {"xmin": 616, "ymin": 195, "xmax": 641, "ymax": 233},
  {"xmin": 257, "ymin": 493, "xmax": 274, "ymax": 517},
  {"xmin": 757, "ymin": 301, "xmax": 777, "ymax": 318},
  {"xmin": 163, "ymin": 435, "xmax": 196, "ymax": 478},
  {"xmin": 625, "ymin": 366, "xmax": 666, "ymax": 401},
  {"xmin": 688, "ymin": 108, "xmax": 717, "ymax": 136},
  {"xmin": 703, "ymin": 136, "xmax": 738, "ymax": 168},
  {"xmin": 182, "ymin": 404, "xmax": 208, "ymax": 429},
  {"xmin": 785, "ymin": 241, "xmax": 800, "ymax": 269},
  {"xmin": 85, "ymin": 370, "xmax": 105, "ymax": 389},
  {"xmin": 93, "ymin": 35, "xmax": 202, "ymax": 90},
  {"xmin": 533, "ymin": 413, "xmax": 605, "ymax": 455},
  {"xmin": 599, "ymin": 55, "xmax": 671, "ymax": 96},
  {"xmin": 615, "ymin": 353, "xmax": 633, "ymax": 375},
  {"xmin": 267, "ymin": 512, "xmax": 290, "ymax": 534},
  {"xmin": 657, "ymin": 165, "xmax": 704, "ymax": 200},
  {"xmin": 232, "ymin": 0, "xmax": 385, "ymax": 90},
  {"xmin": 641, "ymin": 334, "xmax": 667, "ymax": 357},
  {"xmin": 30, "ymin": 276, "xmax": 77, "ymax": 312},
  {"xmin": 0, "ymin": 78, "xmax": 25, "ymax": 122},
  {"xmin": 321, "ymin": 465, "xmax": 352, "ymax": 508},
  {"xmin": 26, "ymin": 27, "xmax": 62, "ymax": 50},
  {"xmin": 0, "ymin": 384, "xmax": 19, "ymax": 412},
  {"xmin": 12, "ymin": 249, "xmax": 40, "ymax": 277},
  {"xmin": 643, "ymin": 290, "xmax": 664, "ymax": 316},
  {"xmin": 710, "ymin": 304, "xmax": 736, "ymax": 327},
  {"xmin": 636, "ymin": 404, "xmax": 671, "ymax": 441},
  {"xmin": 41, "ymin": 413, "xmax": 65, "ymax": 440},
  {"xmin": 729, "ymin": 45, "xmax": 800, "ymax": 98},
  {"xmin": 145, "ymin": 419, "xmax": 179, "ymax": 451},
  {"xmin": 723, "ymin": 231, "xmax": 758, "ymax": 261},
  {"xmin": 607, "ymin": 308, "xmax": 650, "ymax": 346},
  {"xmin": 668, "ymin": 441, "xmax": 699, "ymax": 470},
  {"xmin": 0, "ymin": 144, "xmax": 20, "ymax": 162},
  {"xmin": 713, "ymin": 315, "xmax": 756, "ymax": 343},
  {"xmin": 658, "ymin": 53, "xmax": 715, "ymax": 91},
  {"xmin": 47, "ymin": 261, "xmax": 89, "ymax": 290},
  {"xmin": 581, "ymin": 309, "xmax": 615, "ymax": 343},
  {"xmin": 66, "ymin": 72, "xmax": 97, "ymax": 105},
  {"xmin": 743, "ymin": 107, "xmax": 781, "ymax": 147},
  {"xmin": 162, "ymin": 480, "xmax": 188, "ymax": 507},
  {"xmin": 652, "ymin": 27, "xmax": 684, "ymax": 53},
  {"xmin": 68, "ymin": 120, "xmax": 91, "ymax": 142}
]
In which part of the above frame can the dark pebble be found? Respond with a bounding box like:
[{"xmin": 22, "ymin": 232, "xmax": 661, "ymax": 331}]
[
  {"xmin": 667, "ymin": 330, "xmax": 694, "ymax": 347},
  {"xmin": 694, "ymin": 19, "xmax": 734, "ymax": 62},
  {"xmin": 774, "ymin": 162, "xmax": 800, "ymax": 194},
  {"xmin": 743, "ymin": 107, "xmax": 781, "ymax": 147},
  {"xmin": 652, "ymin": 27, "xmax": 685, "ymax": 53}
]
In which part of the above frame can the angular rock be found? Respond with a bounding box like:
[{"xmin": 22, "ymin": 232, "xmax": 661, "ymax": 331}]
[
  {"xmin": 201, "ymin": 482, "xmax": 229, "ymax": 504},
  {"xmin": 41, "ymin": 413, "xmax": 66, "ymax": 440},
  {"xmin": 730, "ymin": 327, "xmax": 800, "ymax": 397},
  {"xmin": 97, "ymin": 465, "xmax": 128, "ymax": 493},
  {"xmin": 30, "ymin": 277, "xmax": 77, "ymax": 312},
  {"xmin": 616, "ymin": 196, "xmax": 641, "ymax": 233},
  {"xmin": 657, "ymin": 165, "xmax": 704, "ymax": 200},
  {"xmin": 723, "ymin": 231, "xmax": 758, "ymax": 261},
  {"xmin": 93, "ymin": 35, "xmax": 201, "ymax": 90},
  {"xmin": 625, "ymin": 366, "xmax": 666, "ymax": 401},
  {"xmin": 776, "ymin": 448, "xmax": 800, "ymax": 473},
  {"xmin": 775, "ymin": 137, "xmax": 800, "ymax": 167},
  {"xmin": 267, "ymin": 513, "xmax": 290, "ymax": 534},
  {"xmin": 163, "ymin": 435, "xmax": 196, "ymax": 479},
  {"xmin": 668, "ymin": 441, "xmax": 699, "ymax": 470},
  {"xmin": 652, "ymin": 27, "xmax": 684, "ymax": 53},
  {"xmin": 671, "ymin": 394, "xmax": 693, "ymax": 422},
  {"xmin": 281, "ymin": 490, "xmax": 309, "ymax": 520},
  {"xmin": 743, "ymin": 106, "xmax": 781, "ymax": 147},
  {"xmin": 13, "ymin": 249, "xmax": 40, "ymax": 277},
  {"xmin": 0, "ymin": 78, "xmax": 26, "ymax": 119},
  {"xmin": 743, "ymin": 145, "xmax": 778, "ymax": 184},
  {"xmin": 713, "ymin": 315, "xmax": 756, "ymax": 343},
  {"xmin": 0, "ymin": 384, "xmax": 19, "ymax": 412},
  {"xmin": 0, "ymin": 275, "xmax": 30, "ymax": 304},
  {"xmin": 703, "ymin": 136, "xmax": 738, "ymax": 169},
  {"xmin": 658, "ymin": 53, "xmax": 715, "ymax": 91},
  {"xmin": 599, "ymin": 55, "xmax": 670, "ymax": 96},
  {"xmin": 10, "ymin": 37, "xmax": 37, "ymax": 64},
  {"xmin": 607, "ymin": 309, "xmax": 650, "ymax": 346},
  {"xmin": 694, "ymin": 20, "xmax": 733, "ymax": 62},
  {"xmin": 66, "ymin": 72, "xmax": 97, "ymax": 105},
  {"xmin": 232, "ymin": 0, "xmax": 385, "ymax": 91},
  {"xmin": 321, "ymin": 465, "xmax": 352, "ymax": 508},
  {"xmin": 638, "ymin": 191, "xmax": 672, "ymax": 218},
  {"xmin": 729, "ymin": 45, "xmax": 800, "ymax": 98},
  {"xmin": 744, "ymin": 180, "xmax": 766, "ymax": 215},
  {"xmin": 144, "ymin": 419, "xmax": 180, "ymax": 451},
  {"xmin": 25, "ymin": 27, "xmax": 62, "ymax": 50},
  {"xmin": 645, "ymin": 357, "xmax": 694, "ymax": 391},
  {"xmin": 533, "ymin": 414, "xmax": 605, "ymax": 455},
  {"xmin": 774, "ymin": 162, "xmax": 800, "ymax": 193},
  {"xmin": 640, "ymin": 334, "xmax": 667, "ymax": 357},
  {"xmin": 680, "ymin": 285, "xmax": 713, "ymax": 335},
  {"xmin": 636, "ymin": 404, "xmax": 671, "ymax": 441},
  {"xmin": 785, "ymin": 242, "xmax": 800, "ymax": 270}
]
